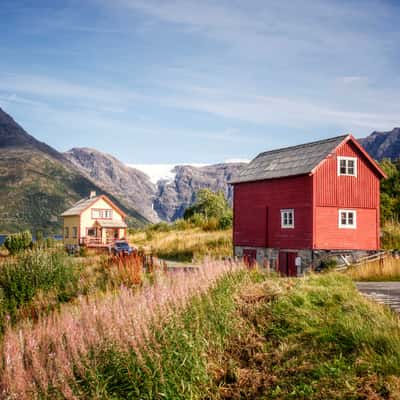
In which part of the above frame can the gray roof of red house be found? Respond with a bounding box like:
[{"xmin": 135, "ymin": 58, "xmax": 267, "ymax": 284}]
[{"xmin": 230, "ymin": 135, "xmax": 348, "ymax": 184}]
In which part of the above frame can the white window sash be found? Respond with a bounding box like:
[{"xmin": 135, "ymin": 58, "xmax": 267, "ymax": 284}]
[
  {"xmin": 338, "ymin": 209, "xmax": 357, "ymax": 229},
  {"xmin": 337, "ymin": 156, "xmax": 357, "ymax": 177},
  {"xmin": 281, "ymin": 209, "xmax": 294, "ymax": 228}
]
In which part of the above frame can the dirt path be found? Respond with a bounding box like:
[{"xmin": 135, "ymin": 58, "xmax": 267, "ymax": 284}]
[{"xmin": 356, "ymin": 281, "xmax": 400, "ymax": 313}]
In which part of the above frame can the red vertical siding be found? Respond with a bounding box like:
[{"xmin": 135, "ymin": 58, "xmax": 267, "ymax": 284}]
[
  {"xmin": 314, "ymin": 141, "xmax": 380, "ymax": 208},
  {"xmin": 233, "ymin": 175, "xmax": 313, "ymax": 249},
  {"xmin": 313, "ymin": 140, "xmax": 381, "ymax": 250}
]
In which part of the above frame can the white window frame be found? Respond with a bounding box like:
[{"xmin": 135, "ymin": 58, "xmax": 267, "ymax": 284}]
[
  {"xmin": 281, "ymin": 209, "xmax": 294, "ymax": 229},
  {"xmin": 337, "ymin": 156, "xmax": 357, "ymax": 177},
  {"xmin": 104, "ymin": 209, "xmax": 113, "ymax": 219},
  {"xmin": 338, "ymin": 209, "xmax": 357, "ymax": 229},
  {"xmin": 91, "ymin": 208, "xmax": 113, "ymax": 219},
  {"xmin": 72, "ymin": 226, "xmax": 78, "ymax": 238}
]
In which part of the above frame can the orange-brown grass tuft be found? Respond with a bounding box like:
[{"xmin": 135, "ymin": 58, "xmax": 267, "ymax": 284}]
[{"xmin": 106, "ymin": 253, "xmax": 143, "ymax": 286}]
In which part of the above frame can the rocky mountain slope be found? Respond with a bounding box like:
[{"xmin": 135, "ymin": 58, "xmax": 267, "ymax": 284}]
[
  {"xmin": 0, "ymin": 107, "xmax": 149, "ymax": 233},
  {"xmin": 65, "ymin": 148, "xmax": 159, "ymax": 222},
  {"xmin": 359, "ymin": 128, "xmax": 400, "ymax": 161},
  {"xmin": 154, "ymin": 163, "xmax": 245, "ymax": 221},
  {"xmin": 66, "ymin": 147, "xmax": 245, "ymax": 222}
]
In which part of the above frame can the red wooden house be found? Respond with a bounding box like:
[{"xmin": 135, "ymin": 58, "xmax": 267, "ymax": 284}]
[{"xmin": 230, "ymin": 135, "xmax": 386, "ymax": 276}]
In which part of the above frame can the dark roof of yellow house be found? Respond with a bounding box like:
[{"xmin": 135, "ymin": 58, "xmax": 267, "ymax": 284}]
[{"xmin": 61, "ymin": 194, "xmax": 126, "ymax": 218}]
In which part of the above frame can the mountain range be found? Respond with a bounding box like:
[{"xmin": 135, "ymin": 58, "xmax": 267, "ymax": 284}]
[
  {"xmin": 0, "ymin": 108, "xmax": 149, "ymax": 233},
  {"xmin": 0, "ymin": 106, "xmax": 399, "ymax": 233},
  {"xmin": 358, "ymin": 128, "xmax": 400, "ymax": 161}
]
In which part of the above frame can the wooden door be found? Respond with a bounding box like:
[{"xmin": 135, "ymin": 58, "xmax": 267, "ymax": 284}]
[
  {"xmin": 287, "ymin": 253, "xmax": 297, "ymax": 277},
  {"xmin": 243, "ymin": 249, "xmax": 257, "ymax": 268},
  {"xmin": 279, "ymin": 252, "xmax": 298, "ymax": 276},
  {"xmin": 279, "ymin": 251, "xmax": 288, "ymax": 276}
]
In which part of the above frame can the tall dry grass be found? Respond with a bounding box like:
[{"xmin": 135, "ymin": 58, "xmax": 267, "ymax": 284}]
[
  {"xmin": 130, "ymin": 228, "xmax": 232, "ymax": 262},
  {"xmin": 0, "ymin": 260, "xmax": 242, "ymax": 399},
  {"xmin": 347, "ymin": 256, "xmax": 400, "ymax": 281}
]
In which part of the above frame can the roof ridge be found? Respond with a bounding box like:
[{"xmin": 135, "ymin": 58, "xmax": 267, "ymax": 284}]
[{"xmin": 255, "ymin": 134, "xmax": 348, "ymax": 159}]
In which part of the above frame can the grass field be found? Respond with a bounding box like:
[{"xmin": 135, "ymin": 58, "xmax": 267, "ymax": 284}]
[
  {"xmin": 130, "ymin": 227, "xmax": 232, "ymax": 262},
  {"xmin": 2, "ymin": 223, "xmax": 400, "ymax": 398},
  {"xmin": 2, "ymin": 264, "xmax": 400, "ymax": 399}
]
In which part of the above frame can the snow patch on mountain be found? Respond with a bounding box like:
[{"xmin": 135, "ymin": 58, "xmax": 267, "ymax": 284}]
[{"xmin": 128, "ymin": 164, "xmax": 208, "ymax": 184}]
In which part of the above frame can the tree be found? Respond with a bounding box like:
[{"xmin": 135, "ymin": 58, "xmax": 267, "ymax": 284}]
[
  {"xmin": 380, "ymin": 159, "xmax": 400, "ymax": 223},
  {"xmin": 183, "ymin": 189, "xmax": 230, "ymax": 221}
]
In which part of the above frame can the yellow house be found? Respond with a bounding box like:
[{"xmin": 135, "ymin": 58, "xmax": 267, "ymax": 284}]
[{"xmin": 61, "ymin": 191, "xmax": 127, "ymax": 247}]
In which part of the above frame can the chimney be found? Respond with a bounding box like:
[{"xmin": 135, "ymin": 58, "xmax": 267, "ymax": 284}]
[{"xmin": 90, "ymin": 190, "xmax": 96, "ymax": 198}]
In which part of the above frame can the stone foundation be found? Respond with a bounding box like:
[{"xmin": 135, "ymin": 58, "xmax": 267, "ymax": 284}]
[{"xmin": 234, "ymin": 246, "xmax": 371, "ymax": 276}]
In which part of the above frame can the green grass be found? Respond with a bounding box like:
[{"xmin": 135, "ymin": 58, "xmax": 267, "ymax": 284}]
[
  {"xmin": 0, "ymin": 249, "xmax": 81, "ymax": 331},
  {"xmin": 215, "ymin": 273, "xmax": 400, "ymax": 399}
]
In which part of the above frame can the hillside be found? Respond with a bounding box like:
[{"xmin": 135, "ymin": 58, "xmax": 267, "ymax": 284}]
[
  {"xmin": 0, "ymin": 107, "xmax": 149, "ymax": 233},
  {"xmin": 65, "ymin": 148, "xmax": 159, "ymax": 222},
  {"xmin": 359, "ymin": 128, "xmax": 400, "ymax": 160}
]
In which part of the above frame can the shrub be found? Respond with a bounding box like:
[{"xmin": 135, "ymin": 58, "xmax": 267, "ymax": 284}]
[
  {"xmin": 319, "ymin": 257, "xmax": 337, "ymax": 271},
  {"xmin": 149, "ymin": 222, "xmax": 172, "ymax": 232},
  {"xmin": 381, "ymin": 225, "xmax": 400, "ymax": 250},
  {"xmin": 4, "ymin": 231, "xmax": 32, "ymax": 254},
  {"xmin": 218, "ymin": 211, "xmax": 233, "ymax": 230},
  {"xmin": 190, "ymin": 213, "xmax": 207, "ymax": 227},
  {"xmin": 145, "ymin": 230, "xmax": 154, "ymax": 241},
  {"xmin": 202, "ymin": 217, "xmax": 219, "ymax": 231},
  {"xmin": 173, "ymin": 218, "xmax": 192, "ymax": 230},
  {"xmin": 0, "ymin": 249, "xmax": 79, "ymax": 326},
  {"xmin": 79, "ymin": 246, "xmax": 88, "ymax": 257}
]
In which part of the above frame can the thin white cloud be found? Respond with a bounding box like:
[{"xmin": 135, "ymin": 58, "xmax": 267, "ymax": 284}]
[
  {"xmin": 337, "ymin": 76, "xmax": 368, "ymax": 85},
  {"xmin": 159, "ymin": 86, "xmax": 399, "ymax": 131},
  {"xmin": 0, "ymin": 73, "xmax": 143, "ymax": 107}
]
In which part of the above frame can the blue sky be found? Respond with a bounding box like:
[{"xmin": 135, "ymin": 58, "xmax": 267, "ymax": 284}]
[{"xmin": 0, "ymin": 0, "xmax": 399, "ymax": 164}]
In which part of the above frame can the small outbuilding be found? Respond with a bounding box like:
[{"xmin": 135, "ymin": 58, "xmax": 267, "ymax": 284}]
[
  {"xmin": 230, "ymin": 134, "xmax": 387, "ymax": 275},
  {"xmin": 61, "ymin": 191, "xmax": 127, "ymax": 247}
]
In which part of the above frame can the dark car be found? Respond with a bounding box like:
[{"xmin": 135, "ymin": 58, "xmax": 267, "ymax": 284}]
[{"xmin": 109, "ymin": 240, "xmax": 135, "ymax": 256}]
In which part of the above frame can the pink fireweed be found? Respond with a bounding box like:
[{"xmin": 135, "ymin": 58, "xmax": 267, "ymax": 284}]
[{"xmin": 0, "ymin": 259, "xmax": 242, "ymax": 399}]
